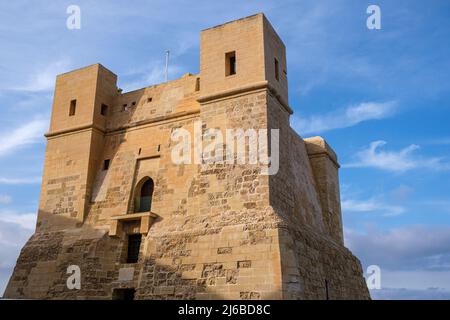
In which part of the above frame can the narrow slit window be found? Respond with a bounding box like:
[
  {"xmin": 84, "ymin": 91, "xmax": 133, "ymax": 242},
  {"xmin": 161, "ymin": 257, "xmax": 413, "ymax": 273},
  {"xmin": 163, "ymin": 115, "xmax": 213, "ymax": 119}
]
[
  {"xmin": 195, "ymin": 77, "xmax": 200, "ymax": 91},
  {"xmin": 69, "ymin": 99, "xmax": 77, "ymax": 116},
  {"xmin": 103, "ymin": 159, "xmax": 110, "ymax": 170},
  {"xmin": 274, "ymin": 58, "xmax": 280, "ymax": 81},
  {"xmin": 101, "ymin": 104, "xmax": 108, "ymax": 116},
  {"xmin": 225, "ymin": 51, "xmax": 236, "ymax": 76},
  {"xmin": 126, "ymin": 234, "xmax": 142, "ymax": 263}
]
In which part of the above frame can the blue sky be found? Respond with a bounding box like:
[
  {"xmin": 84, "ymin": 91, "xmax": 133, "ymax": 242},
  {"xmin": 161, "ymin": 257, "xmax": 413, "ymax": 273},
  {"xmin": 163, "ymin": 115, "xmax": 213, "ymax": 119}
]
[{"xmin": 0, "ymin": 0, "xmax": 449, "ymax": 299}]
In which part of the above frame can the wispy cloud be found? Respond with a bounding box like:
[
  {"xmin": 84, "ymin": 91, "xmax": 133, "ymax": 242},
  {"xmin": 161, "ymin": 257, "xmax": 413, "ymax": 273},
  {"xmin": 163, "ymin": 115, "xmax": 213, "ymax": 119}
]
[
  {"xmin": 0, "ymin": 211, "xmax": 36, "ymax": 277},
  {"xmin": 0, "ymin": 211, "xmax": 36, "ymax": 231},
  {"xmin": 342, "ymin": 197, "xmax": 405, "ymax": 217},
  {"xmin": 292, "ymin": 101, "xmax": 397, "ymax": 135},
  {"xmin": 428, "ymin": 138, "xmax": 450, "ymax": 146},
  {"xmin": 390, "ymin": 185, "xmax": 414, "ymax": 202},
  {"xmin": 345, "ymin": 225, "xmax": 450, "ymax": 273},
  {"xmin": 0, "ymin": 177, "xmax": 41, "ymax": 185},
  {"xmin": 344, "ymin": 141, "xmax": 450, "ymax": 172},
  {"xmin": 0, "ymin": 119, "xmax": 48, "ymax": 157},
  {"xmin": 371, "ymin": 287, "xmax": 450, "ymax": 300},
  {"xmin": 121, "ymin": 61, "xmax": 187, "ymax": 92},
  {"xmin": 0, "ymin": 195, "xmax": 12, "ymax": 204},
  {"xmin": 9, "ymin": 59, "xmax": 71, "ymax": 92}
]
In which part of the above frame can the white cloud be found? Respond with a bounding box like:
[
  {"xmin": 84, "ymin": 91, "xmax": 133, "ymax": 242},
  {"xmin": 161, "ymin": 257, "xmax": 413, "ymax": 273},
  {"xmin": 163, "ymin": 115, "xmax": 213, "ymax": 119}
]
[
  {"xmin": 390, "ymin": 185, "xmax": 414, "ymax": 202},
  {"xmin": 371, "ymin": 287, "xmax": 450, "ymax": 300},
  {"xmin": 121, "ymin": 61, "xmax": 187, "ymax": 92},
  {"xmin": 0, "ymin": 195, "xmax": 12, "ymax": 204},
  {"xmin": 429, "ymin": 138, "xmax": 450, "ymax": 145},
  {"xmin": 0, "ymin": 177, "xmax": 41, "ymax": 185},
  {"xmin": 377, "ymin": 271, "xmax": 450, "ymax": 291},
  {"xmin": 292, "ymin": 101, "xmax": 397, "ymax": 135},
  {"xmin": 11, "ymin": 59, "xmax": 71, "ymax": 92},
  {"xmin": 0, "ymin": 119, "xmax": 48, "ymax": 157},
  {"xmin": 342, "ymin": 197, "xmax": 405, "ymax": 217},
  {"xmin": 345, "ymin": 225, "xmax": 450, "ymax": 272},
  {"xmin": 344, "ymin": 141, "xmax": 450, "ymax": 172},
  {"xmin": 0, "ymin": 211, "xmax": 37, "ymax": 230},
  {"xmin": 0, "ymin": 211, "xmax": 36, "ymax": 294}
]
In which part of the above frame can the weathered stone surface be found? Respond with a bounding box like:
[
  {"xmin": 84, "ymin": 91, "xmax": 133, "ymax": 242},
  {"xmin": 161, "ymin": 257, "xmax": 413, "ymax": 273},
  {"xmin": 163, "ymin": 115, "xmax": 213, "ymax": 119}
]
[{"xmin": 4, "ymin": 13, "xmax": 369, "ymax": 300}]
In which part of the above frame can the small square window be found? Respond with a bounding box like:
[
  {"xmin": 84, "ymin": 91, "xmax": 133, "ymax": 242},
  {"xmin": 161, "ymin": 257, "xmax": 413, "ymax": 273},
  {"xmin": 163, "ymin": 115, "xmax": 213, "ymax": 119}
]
[
  {"xmin": 225, "ymin": 51, "xmax": 236, "ymax": 76},
  {"xmin": 103, "ymin": 159, "xmax": 110, "ymax": 170},
  {"xmin": 132, "ymin": 101, "xmax": 136, "ymax": 106},
  {"xmin": 147, "ymin": 97, "xmax": 152, "ymax": 103},
  {"xmin": 69, "ymin": 99, "xmax": 77, "ymax": 116},
  {"xmin": 101, "ymin": 104, "xmax": 108, "ymax": 116}
]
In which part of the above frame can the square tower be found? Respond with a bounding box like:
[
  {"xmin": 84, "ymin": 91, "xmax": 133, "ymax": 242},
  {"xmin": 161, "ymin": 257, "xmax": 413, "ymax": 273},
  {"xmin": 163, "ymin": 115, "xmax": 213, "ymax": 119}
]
[
  {"xmin": 200, "ymin": 13, "xmax": 288, "ymax": 105},
  {"xmin": 4, "ymin": 14, "xmax": 369, "ymax": 301}
]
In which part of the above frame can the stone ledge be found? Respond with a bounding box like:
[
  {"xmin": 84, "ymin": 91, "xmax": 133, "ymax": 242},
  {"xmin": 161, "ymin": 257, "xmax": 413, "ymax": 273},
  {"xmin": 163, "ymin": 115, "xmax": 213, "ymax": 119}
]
[
  {"xmin": 109, "ymin": 212, "xmax": 158, "ymax": 236},
  {"xmin": 198, "ymin": 80, "xmax": 293, "ymax": 115},
  {"xmin": 44, "ymin": 109, "xmax": 200, "ymax": 139}
]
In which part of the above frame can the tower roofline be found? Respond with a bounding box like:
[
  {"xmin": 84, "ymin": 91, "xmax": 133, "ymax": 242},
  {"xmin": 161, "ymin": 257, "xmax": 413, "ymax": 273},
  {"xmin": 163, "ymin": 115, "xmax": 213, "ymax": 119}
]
[
  {"xmin": 56, "ymin": 63, "xmax": 117, "ymax": 78},
  {"xmin": 201, "ymin": 12, "xmax": 265, "ymax": 32}
]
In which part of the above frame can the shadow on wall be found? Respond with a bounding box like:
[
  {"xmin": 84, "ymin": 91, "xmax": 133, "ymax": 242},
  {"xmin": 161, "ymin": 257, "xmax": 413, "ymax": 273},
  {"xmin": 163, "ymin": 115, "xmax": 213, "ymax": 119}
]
[
  {"xmin": 86, "ymin": 88, "xmax": 144, "ymax": 222},
  {"xmin": 4, "ymin": 210, "xmax": 279, "ymax": 300}
]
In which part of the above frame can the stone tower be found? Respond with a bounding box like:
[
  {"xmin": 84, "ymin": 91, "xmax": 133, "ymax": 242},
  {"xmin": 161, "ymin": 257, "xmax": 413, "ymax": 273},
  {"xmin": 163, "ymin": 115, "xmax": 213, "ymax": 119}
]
[{"xmin": 4, "ymin": 13, "xmax": 370, "ymax": 300}]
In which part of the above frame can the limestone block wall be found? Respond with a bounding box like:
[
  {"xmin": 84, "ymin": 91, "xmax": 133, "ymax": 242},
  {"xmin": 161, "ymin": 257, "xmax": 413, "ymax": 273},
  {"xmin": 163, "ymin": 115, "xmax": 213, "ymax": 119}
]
[
  {"xmin": 105, "ymin": 73, "xmax": 200, "ymax": 132},
  {"xmin": 266, "ymin": 93, "xmax": 369, "ymax": 299},
  {"xmin": 37, "ymin": 130, "xmax": 95, "ymax": 231},
  {"xmin": 304, "ymin": 137, "xmax": 344, "ymax": 244},
  {"xmin": 4, "ymin": 85, "xmax": 369, "ymax": 300},
  {"xmin": 4, "ymin": 226, "xmax": 120, "ymax": 299}
]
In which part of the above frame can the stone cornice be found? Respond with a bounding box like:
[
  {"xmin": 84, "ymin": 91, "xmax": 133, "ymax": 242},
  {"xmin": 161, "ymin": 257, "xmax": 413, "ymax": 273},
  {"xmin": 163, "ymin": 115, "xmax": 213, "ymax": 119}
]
[
  {"xmin": 197, "ymin": 81, "xmax": 293, "ymax": 115},
  {"xmin": 44, "ymin": 109, "xmax": 200, "ymax": 139}
]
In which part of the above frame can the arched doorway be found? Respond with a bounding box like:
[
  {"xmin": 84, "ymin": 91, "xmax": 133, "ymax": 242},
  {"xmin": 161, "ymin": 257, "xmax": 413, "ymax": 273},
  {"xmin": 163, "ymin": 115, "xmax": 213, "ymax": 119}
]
[{"xmin": 135, "ymin": 177, "xmax": 154, "ymax": 213}]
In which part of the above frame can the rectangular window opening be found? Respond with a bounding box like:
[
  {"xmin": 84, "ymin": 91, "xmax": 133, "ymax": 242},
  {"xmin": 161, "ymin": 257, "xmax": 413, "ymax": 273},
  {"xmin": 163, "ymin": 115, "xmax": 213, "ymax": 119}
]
[
  {"xmin": 126, "ymin": 234, "xmax": 142, "ymax": 264},
  {"xmin": 274, "ymin": 58, "xmax": 280, "ymax": 81},
  {"xmin": 195, "ymin": 77, "xmax": 200, "ymax": 91},
  {"xmin": 101, "ymin": 104, "xmax": 108, "ymax": 116},
  {"xmin": 225, "ymin": 51, "xmax": 236, "ymax": 76},
  {"xmin": 112, "ymin": 288, "xmax": 135, "ymax": 300},
  {"xmin": 69, "ymin": 99, "xmax": 77, "ymax": 116},
  {"xmin": 103, "ymin": 159, "xmax": 110, "ymax": 171}
]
